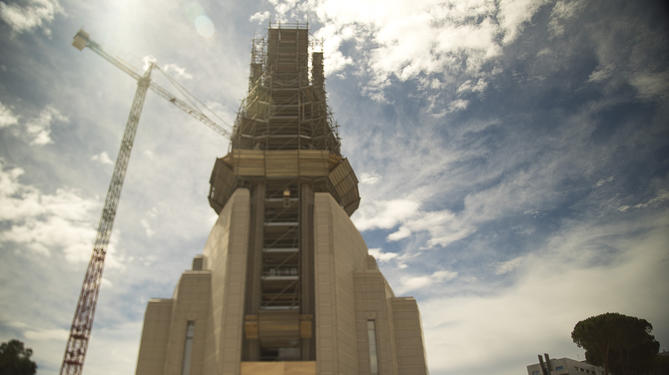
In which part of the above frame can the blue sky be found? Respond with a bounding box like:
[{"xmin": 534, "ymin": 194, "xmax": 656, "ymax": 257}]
[{"xmin": 1, "ymin": 0, "xmax": 668, "ymax": 374}]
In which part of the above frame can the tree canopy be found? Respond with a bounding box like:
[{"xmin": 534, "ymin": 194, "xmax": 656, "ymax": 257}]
[
  {"xmin": 571, "ymin": 313, "xmax": 659, "ymax": 375},
  {"xmin": 0, "ymin": 339, "xmax": 37, "ymax": 375}
]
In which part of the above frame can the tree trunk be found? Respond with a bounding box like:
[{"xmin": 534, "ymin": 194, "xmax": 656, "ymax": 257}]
[{"xmin": 604, "ymin": 341, "xmax": 610, "ymax": 375}]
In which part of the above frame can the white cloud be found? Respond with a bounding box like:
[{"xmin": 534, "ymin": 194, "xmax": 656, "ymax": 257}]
[
  {"xmin": 0, "ymin": 101, "xmax": 19, "ymax": 127},
  {"xmin": 588, "ymin": 64, "xmax": 615, "ymax": 83},
  {"xmin": 313, "ymin": 24, "xmax": 354, "ymax": 76},
  {"xmin": 353, "ymin": 198, "xmax": 420, "ymax": 231},
  {"xmin": 162, "ymin": 63, "xmax": 194, "ymax": 80},
  {"xmin": 547, "ymin": 0, "xmax": 584, "ymax": 37},
  {"xmin": 387, "ymin": 226, "xmax": 411, "ymax": 241},
  {"xmin": 142, "ymin": 55, "xmax": 158, "ymax": 72},
  {"xmin": 267, "ymin": 0, "xmax": 300, "ymax": 20},
  {"xmin": 260, "ymin": 0, "xmax": 551, "ymax": 97},
  {"xmin": 618, "ymin": 190, "xmax": 669, "ymax": 213},
  {"xmin": 24, "ymin": 105, "xmax": 68, "ymax": 145},
  {"xmin": 91, "ymin": 151, "xmax": 113, "ymax": 165},
  {"xmin": 368, "ymin": 247, "xmax": 398, "ymax": 262},
  {"xmin": 387, "ymin": 209, "xmax": 476, "ymax": 248},
  {"xmin": 249, "ymin": 10, "xmax": 270, "ymax": 23},
  {"xmin": 498, "ymin": 0, "xmax": 549, "ymax": 43},
  {"xmin": 0, "ymin": 159, "xmax": 124, "ymax": 267},
  {"xmin": 24, "ymin": 327, "xmax": 69, "ymax": 341},
  {"xmin": 447, "ymin": 99, "xmax": 469, "ymax": 113},
  {"xmin": 457, "ymin": 79, "xmax": 488, "ymax": 94},
  {"xmin": 359, "ymin": 172, "xmax": 380, "ymax": 185},
  {"xmin": 396, "ymin": 269, "xmax": 458, "ymax": 295},
  {"xmin": 494, "ymin": 256, "xmax": 524, "ymax": 275},
  {"xmin": 140, "ymin": 218, "xmax": 154, "ymax": 238},
  {"xmin": 0, "ymin": 0, "xmax": 64, "ymax": 35},
  {"xmin": 140, "ymin": 207, "xmax": 158, "ymax": 237}
]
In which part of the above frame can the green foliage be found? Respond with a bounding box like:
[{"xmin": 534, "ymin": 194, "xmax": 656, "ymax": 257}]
[
  {"xmin": 0, "ymin": 339, "xmax": 37, "ymax": 375},
  {"xmin": 572, "ymin": 313, "xmax": 660, "ymax": 375}
]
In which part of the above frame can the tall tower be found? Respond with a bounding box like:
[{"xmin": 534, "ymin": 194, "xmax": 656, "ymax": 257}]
[{"xmin": 135, "ymin": 25, "xmax": 428, "ymax": 375}]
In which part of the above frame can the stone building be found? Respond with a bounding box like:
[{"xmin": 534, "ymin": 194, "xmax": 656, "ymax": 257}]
[{"xmin": 134, "ymin": 25, "xmax": 429, "ymax": 375}]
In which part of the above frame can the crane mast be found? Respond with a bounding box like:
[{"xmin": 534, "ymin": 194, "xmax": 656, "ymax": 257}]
[
  {"xmin": 60, "ymin": 65, "xmax": 151, "ymax": 375},
  {"xmin": 61, "ymin": 29, "xmax": 228, "ymax": 375}
]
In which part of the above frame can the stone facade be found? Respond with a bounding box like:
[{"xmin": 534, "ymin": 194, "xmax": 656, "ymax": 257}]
[
  {"xmin": 135, "ymin": 189, "xmax": 428, "ymax": 374},
  {"xmin": 136, "ymin": 188, "xmax": 250, "ymax": 375}
]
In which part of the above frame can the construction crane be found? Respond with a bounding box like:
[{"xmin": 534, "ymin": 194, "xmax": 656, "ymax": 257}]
[{"xmin": 60, "ymin": 29, "xmax": 231, "ymax": 375}]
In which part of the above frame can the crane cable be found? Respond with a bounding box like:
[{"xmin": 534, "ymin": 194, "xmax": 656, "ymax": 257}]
[{"xmin": 153, "ymin": 64, "xmax": 233, "ymax": 131}]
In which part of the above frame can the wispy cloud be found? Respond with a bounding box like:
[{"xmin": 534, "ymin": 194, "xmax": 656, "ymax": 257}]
[
  {"xmin": 91, "ymin": 151, "xmax": 113, "ymax": 165},
  {"xmin": 396, "ymin": 269, "xmax": 458, "ymax": 295},
  {"xmin": 24, "ymin": 327, "xmax": 69, "ymax": 341},
  {"xmin": 494, "ymin": 256, "xmax": 524, "ymax": 275},
  {"xmin": 140, "ymin": 207, "xmax": 158, "ymax": 238},
  {"xmin": 368, "ymin": 247, "xmax": 398, "ymax": 262},
  {"xmin": 24, "ymin": 105, "xmax": 68, "ymax": 145},
  {"xmin": 353, "ymin": 198, "xmax": 419, "ymax": 231},
  {"xmin": 618, "ymin": 190, "xmax": 669, "ymax": 213},
  {"xmin": 0, "ymin": 101, "xmax": 19, "ymax": 127},
  {"xmin": 0, "ymin": 0, "xmax": 64, "ymax": 35},
  {"xmin": 359, "ymin": 171, "xmax": 380, "ymax": 185},
  {"xmin": 630, "ymin": 71, "xmax": 669, "ymax": 99},
  {"xmin": 421, "ymin": 212, "xmax": 669, "ymax": 374},
  {"xmin": 547, "ymin": 0, "xmax": 585, "ymax": 37},
  {"xmin": 162, "ymin": 63, "xmax": 194, "ymax": 80},
  {"xmin": 249, "ymin": 10, "xmax": 270, "ymax": 23}
]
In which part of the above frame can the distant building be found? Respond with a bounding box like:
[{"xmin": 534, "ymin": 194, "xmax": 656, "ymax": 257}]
[{"xmin": 527, "ymin": 355, "xmax": 605, "ymax": 375}]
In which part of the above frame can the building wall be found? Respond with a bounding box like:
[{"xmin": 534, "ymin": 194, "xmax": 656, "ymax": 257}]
[
  {"xmin": 527, "ymin": 357, "xmax": 605, "ymax": 375},
  {"xmin": 354, "ymin": 267, "xmax": 400, "ymax": 375},
  {"xmin": 392, "ymin": 298, "xmax": 428, "ymax": 375},
  {"xmin": 135, "ymin": 188, "xmax": 251, "ymax": 375},
  {"xmin": 136, "ymin": 189, "xmax": 428, "ymax": 375},
  {"xmin": 163, "ymin": 272, "xmax": 211, "ymax": 375},
  {"xmin": 314, "ymin": 192, "xmax": 367, "ymax": 374},
  {"xmin": 202, "ymin": 188, "xmax": 250, "ymax": 375},
  {"xmin": 135, "ymin": 299, "xmax": 173, "ymax": 375},
  {"xmin": 313, "ymin": 192, "xmax": 428, "ymax": 375}
]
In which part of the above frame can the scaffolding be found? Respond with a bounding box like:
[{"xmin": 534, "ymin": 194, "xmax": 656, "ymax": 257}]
[
  {"xmin": 232, "ymin": 27, "xmax": 341, "ymax": 154},
  {"xmin": 209, "ymin": 26, "xmax": 359, "ymax": 362},
  {"xmin": 261, "ymin": 181, "xmax": 300, "ymax": 311}
]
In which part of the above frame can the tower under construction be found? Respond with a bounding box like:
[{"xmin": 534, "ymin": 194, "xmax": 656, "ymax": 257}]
[{"xmin": 134, "ymin": 24, "xmax": 428, "ymax": 375}]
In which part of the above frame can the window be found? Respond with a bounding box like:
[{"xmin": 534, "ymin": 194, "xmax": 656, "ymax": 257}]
[
  {"xmin": 555, "ymin": 366, "xmax": 564, "ymax": 371},
  {"xmin": 367, "ymin": 320, "xmax": 378, "ymax": 375},
  {"xmin": 181, "ymin": 321, "xmax": 195, "ymax": 375}
]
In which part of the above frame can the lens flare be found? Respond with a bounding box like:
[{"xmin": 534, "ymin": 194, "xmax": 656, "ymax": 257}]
[{"xmin": 195, "ymin": 15, "xmax": 215, "ymax": 38}]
